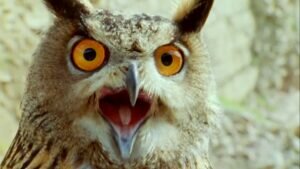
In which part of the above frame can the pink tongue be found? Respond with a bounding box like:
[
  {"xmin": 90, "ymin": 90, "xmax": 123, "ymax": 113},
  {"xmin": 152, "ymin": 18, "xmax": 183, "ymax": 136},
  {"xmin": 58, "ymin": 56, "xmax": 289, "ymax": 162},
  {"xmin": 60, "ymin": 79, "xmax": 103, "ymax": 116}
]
[{"xmin": 99, "ymin": 90, "xmax": 150, "ymax": 128}]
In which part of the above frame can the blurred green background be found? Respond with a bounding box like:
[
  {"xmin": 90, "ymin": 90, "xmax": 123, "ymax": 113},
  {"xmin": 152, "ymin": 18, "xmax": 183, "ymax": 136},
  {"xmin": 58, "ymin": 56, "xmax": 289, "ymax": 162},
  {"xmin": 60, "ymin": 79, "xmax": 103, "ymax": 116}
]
[{"xmin": 0, "ymin": 0, "xmax": 299, "ymax": 168}]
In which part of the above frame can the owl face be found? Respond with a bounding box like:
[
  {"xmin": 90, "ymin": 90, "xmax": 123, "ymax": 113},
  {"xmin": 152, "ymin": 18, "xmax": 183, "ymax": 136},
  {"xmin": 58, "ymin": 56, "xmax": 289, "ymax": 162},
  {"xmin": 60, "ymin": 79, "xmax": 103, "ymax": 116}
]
[{"xmin": 23, "ymin": 0, "xmax": 217, "ymax": 163}]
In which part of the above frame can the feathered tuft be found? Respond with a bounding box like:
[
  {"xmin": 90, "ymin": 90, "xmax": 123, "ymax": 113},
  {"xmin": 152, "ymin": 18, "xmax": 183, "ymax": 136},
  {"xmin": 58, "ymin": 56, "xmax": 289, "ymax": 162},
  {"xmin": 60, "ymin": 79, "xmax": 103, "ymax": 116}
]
[
  {"xmin": 174, "ymin": 0, "xmax": 214, "ymax": 33},
  {"xmin": 44, "ymin": 0, "xmax": 93, "ymax": 20}
]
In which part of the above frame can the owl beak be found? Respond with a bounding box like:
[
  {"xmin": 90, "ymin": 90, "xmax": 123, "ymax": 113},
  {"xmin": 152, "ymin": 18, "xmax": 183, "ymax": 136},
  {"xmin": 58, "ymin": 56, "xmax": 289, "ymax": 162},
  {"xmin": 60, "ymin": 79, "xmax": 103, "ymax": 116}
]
[
  {"xmin": 99, "ymin": 62, "xmax": 149, "ymax": 160},
  {"xmin": 113, "ymin": 125, "xmax": 138, "ymax": 160},
  {"xmin": 99, "ymin": 88, "xmax": 152, "ymax": 161},
  {"xmin": 126, "ymin": 62, "xmax": 139, "ymax": 106}
]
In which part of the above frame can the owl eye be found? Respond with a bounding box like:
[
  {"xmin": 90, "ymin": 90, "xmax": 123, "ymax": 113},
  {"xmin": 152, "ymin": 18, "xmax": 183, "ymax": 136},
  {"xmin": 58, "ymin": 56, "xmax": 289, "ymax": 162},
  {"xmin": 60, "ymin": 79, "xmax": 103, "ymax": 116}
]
[
  {"xmin": 71, "ymin": 39, "xmax": 108, "ymax": 72},
  {"xmin": 154, "ymin": 44, "xmax": 184, "ymax": 76}
]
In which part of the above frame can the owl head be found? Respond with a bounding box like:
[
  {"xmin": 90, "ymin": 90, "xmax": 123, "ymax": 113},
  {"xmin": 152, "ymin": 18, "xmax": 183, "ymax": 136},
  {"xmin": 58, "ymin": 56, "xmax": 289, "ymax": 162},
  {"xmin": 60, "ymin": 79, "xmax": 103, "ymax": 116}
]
[{"xmin": 21, "ymin": 0, "xmax": 219, "ymax": 164}]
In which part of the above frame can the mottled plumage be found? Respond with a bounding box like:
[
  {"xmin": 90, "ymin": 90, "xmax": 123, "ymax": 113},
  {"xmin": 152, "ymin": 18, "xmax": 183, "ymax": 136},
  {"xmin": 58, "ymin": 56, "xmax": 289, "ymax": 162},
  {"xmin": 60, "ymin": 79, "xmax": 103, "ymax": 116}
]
[{"xmin": 0, "ymin": 0, "xmax": 219, "ymax": 168}]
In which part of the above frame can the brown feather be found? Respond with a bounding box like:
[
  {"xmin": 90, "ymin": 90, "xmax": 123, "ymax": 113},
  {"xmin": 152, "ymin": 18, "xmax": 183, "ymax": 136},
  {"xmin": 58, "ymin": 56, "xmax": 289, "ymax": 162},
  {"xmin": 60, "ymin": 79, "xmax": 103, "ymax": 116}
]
[
  {"xmin": 44, "ymin": 0, "xmax": 91, "ymax": 20},
  {"xmin": 174, "ymin": 0, "xmax": 214, "ymax": 33}
]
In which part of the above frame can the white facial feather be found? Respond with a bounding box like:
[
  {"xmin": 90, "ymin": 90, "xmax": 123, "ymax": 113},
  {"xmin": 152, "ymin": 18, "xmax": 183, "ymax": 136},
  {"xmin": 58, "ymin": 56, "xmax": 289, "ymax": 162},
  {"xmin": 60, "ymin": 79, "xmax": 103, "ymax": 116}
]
[{"xmin": 74, "ymin": 116, "xmax": 119, "ymax": 160}]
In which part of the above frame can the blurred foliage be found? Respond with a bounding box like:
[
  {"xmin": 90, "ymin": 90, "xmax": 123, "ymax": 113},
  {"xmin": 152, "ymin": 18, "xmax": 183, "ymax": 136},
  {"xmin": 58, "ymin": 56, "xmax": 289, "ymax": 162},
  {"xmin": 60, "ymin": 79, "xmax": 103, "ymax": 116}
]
[{"xmin": 251, "ymin": 0, "xmax": 299, "ymax": 92}]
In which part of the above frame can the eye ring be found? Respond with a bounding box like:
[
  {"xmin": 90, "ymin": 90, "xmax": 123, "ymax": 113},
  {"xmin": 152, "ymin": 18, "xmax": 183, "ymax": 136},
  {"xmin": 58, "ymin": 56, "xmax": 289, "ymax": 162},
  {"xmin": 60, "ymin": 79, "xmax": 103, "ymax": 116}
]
[
  {"xmin": 71, "ymin": 38, "xmax": 108, "ymax": 72},
  {"xmin": 154, "ymin": 44, "xmax": 184, "ymax": 76}
]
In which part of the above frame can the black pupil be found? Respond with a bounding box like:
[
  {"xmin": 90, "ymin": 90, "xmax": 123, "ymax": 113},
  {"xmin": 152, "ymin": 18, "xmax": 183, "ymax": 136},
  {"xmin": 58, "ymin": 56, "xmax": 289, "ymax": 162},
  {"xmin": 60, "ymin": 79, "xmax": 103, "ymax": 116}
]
[
  {"xmin": 84, "ymin": 48, "xmax": 97, "ymax": 61},
  {"xmin": 161, "ymin": 53, "xmax": 173, "ymax": 66}
]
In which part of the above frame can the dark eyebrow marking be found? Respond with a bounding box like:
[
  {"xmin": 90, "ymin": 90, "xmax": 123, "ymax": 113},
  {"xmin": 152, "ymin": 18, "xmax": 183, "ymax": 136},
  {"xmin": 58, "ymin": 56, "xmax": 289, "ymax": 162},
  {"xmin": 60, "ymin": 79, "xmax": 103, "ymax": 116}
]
[{"xmin": 129, "ymin": 41, "xmax": 144, "ymax": 53}]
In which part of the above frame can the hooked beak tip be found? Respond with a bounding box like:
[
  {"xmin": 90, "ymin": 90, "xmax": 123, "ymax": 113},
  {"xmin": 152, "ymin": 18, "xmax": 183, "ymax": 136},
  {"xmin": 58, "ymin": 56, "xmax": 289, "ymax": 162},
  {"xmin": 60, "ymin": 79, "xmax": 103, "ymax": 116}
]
[
  {"xmin": 130, "ymin": 95, "xmax": 138, "ymax": 107},
  {"xmin": 126, "ymin": 62, "xmax": 139, "ymax": 107}
]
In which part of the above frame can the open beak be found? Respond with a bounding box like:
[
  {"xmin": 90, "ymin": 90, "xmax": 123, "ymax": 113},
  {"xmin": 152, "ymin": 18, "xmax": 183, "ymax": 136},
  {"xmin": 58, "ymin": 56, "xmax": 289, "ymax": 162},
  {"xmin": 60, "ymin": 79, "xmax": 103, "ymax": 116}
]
[
  {"xmin": 115, "ymin": 62, "xmax": 140, "ymax": 159},
  {"xmin": 99, "ymin": 62, "xmax": 152, "ymax": 160}
]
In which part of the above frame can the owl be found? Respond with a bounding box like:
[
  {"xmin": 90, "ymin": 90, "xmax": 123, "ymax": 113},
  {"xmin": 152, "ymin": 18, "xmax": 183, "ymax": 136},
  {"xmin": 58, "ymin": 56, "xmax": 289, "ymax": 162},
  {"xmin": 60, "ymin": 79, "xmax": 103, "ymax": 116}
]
[{"xmin": 0, "ymin": 0, "xmax": 219, "ymax": 168}]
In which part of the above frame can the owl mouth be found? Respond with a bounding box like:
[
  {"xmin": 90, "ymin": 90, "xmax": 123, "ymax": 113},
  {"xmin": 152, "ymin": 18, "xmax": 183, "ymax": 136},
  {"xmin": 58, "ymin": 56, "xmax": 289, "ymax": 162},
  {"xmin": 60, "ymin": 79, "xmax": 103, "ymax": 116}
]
[
  {"xmin": 98, "ymin": 87, "xmax": 152, "ymax": 160},
  {"xmin": 99, "ymin": 88, "xmax": 152, "ymax": 127}
]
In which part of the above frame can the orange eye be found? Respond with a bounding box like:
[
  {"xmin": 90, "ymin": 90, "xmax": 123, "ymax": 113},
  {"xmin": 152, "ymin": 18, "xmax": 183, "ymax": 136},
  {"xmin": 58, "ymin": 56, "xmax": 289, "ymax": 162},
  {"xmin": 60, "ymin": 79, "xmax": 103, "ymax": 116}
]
[
  {"xmin": 154, "ymin": 44, "xmax": 184, "ymax": 76},
  {"xmin": 72, "ymin": 39, "xmax": 108, "ymax": 72}
]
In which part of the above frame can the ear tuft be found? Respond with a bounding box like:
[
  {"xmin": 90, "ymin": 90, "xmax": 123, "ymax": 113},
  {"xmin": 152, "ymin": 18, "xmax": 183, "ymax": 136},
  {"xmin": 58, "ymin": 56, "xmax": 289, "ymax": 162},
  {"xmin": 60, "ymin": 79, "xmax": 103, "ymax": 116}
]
[
  {"xmin": 44, "ymin": 0, "xmax": 92, "ymax": 20},
  {"xmin": 174, "ymin": 0, "xmax": 214, "ymax": 33}
]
